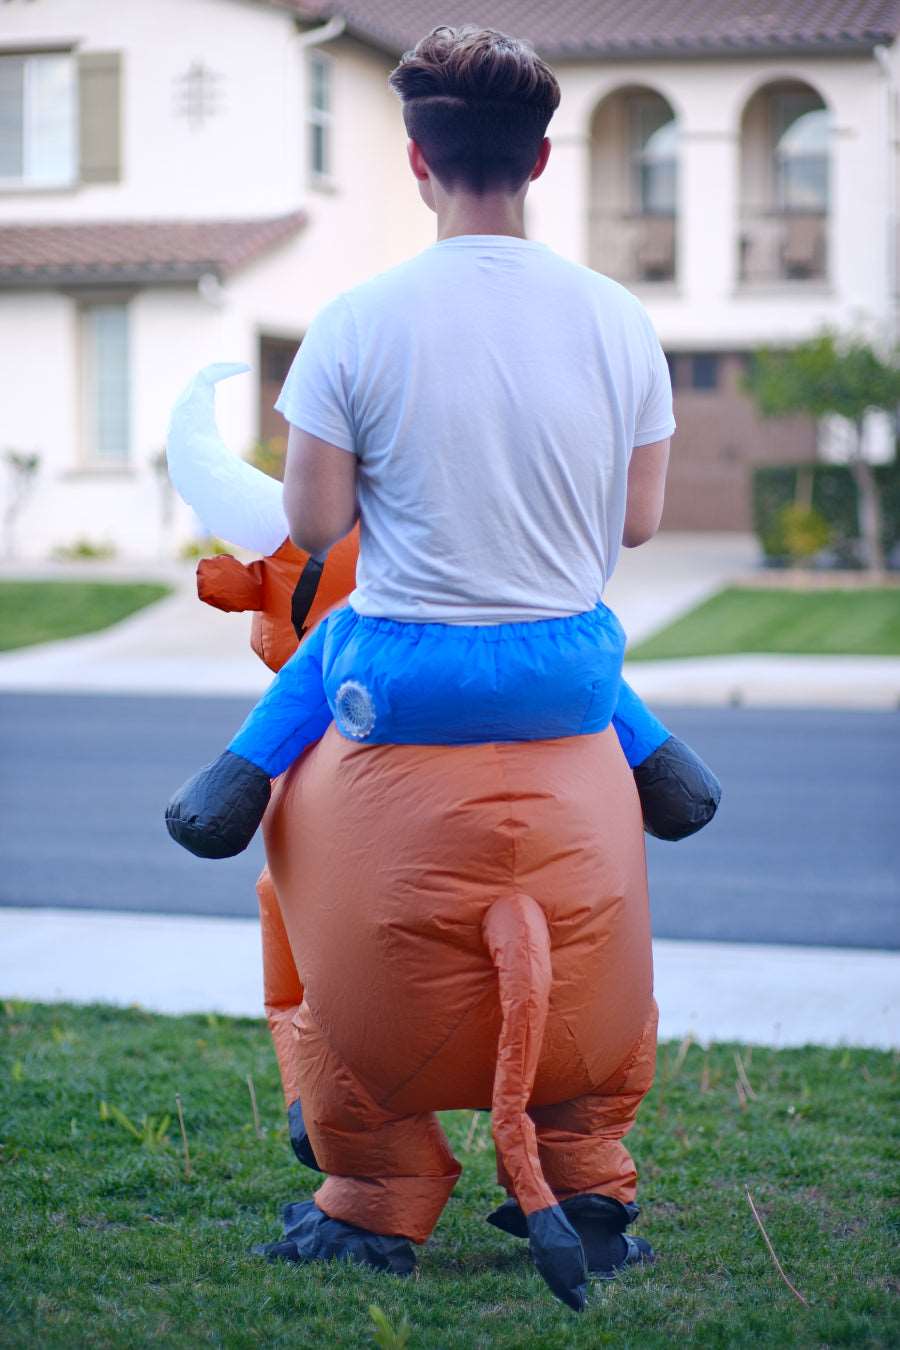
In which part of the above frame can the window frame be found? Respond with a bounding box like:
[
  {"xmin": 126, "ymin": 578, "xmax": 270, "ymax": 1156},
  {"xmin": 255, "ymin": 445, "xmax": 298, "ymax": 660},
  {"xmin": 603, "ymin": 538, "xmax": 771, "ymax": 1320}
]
[
  {"xmin": 770, "ymin": 89, "xmax": 830, "ymax": 215},
  {"xmin": 77, "ymin": 297, "xmax": 132, "ymax": 470},
  {"xmin": 627, "ymin": 91, "xmax": 678, "ymax": 218},
  {"xmin": 0, "ymin": 49, "xmax": 78, "ymax": 191},
  {"xmin": 306, "ymin": 49, "xmax": 335, "ymax": 188}
]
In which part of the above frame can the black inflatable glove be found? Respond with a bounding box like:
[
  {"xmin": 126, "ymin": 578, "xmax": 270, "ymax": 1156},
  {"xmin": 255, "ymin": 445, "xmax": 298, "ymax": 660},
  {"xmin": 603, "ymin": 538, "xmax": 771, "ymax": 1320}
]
[
  {"xmin": 632, "ymin": 733, "xmax": 722, "ymax": 842},
  {"xmin": 165, "ymin": 749, "xmax": 271, "ymax": 859}
]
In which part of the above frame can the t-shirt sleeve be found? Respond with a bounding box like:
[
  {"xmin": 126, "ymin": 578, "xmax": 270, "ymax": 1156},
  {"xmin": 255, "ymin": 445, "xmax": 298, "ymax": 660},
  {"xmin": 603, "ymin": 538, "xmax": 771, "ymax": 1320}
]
[
  {"xmin": 633, "ymin": 310, "xmax": 676, "ymax": 449},
  {"xmin": 273, "ymin": 294, "xmax": 357, "ymax": 454}
]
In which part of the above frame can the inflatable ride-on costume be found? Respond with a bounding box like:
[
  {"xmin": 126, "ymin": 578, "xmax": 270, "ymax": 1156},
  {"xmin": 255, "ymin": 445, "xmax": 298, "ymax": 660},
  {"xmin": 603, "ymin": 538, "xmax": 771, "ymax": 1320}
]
[{"xmin": 164, "ymin": 366, "xmax": 721, "ymax": 1310}]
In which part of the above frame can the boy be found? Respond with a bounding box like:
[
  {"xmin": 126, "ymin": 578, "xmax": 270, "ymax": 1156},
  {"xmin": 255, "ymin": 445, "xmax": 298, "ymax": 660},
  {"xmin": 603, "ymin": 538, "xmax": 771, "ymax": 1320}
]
[{"xmin": 167, "ymin": 26, "xmax": 719, "ymax": 860}]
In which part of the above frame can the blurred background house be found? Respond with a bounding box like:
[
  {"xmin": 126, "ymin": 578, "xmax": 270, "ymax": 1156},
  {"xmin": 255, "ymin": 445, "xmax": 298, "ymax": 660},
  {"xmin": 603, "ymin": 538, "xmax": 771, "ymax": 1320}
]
[{"xmin": 0, "ymin": 0, "xmax": 898, "ymax": 558}]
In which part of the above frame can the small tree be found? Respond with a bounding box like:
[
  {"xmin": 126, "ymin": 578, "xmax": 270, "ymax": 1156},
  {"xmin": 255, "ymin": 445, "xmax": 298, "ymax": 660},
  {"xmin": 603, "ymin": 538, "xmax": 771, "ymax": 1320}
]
[
  {"xmin": 744, "ymin": 333, "xmax": 900, "ymax": 571},
  {"xmin": 3, "ymin": 449, "xmax": 41, "ymax": 559}
]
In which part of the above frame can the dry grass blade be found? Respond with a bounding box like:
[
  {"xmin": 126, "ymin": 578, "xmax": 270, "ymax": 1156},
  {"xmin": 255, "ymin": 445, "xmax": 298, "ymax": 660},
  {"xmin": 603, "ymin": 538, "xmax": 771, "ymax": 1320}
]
[
  {"xmin": 670, "ymin": 1033, "xmax": 694, "ymax": 1081},
  {"xmin": 745, "ymin": 1187, "xmax": 809, "ymax": 1306},
  {"xmin": 463, "ymin": 1111, "xmax": 480, "ymax": 1152},
  {"xmin": 734, "ymin": 1050, "xmax": 758, "ymax": 1100},
  {"xmin": 735, "ymin": 1077, "xmax": 748, "ymax": 1110},
  {"xmin": 175, "ymin": 1093, "xmax": 192, "ymax": 1180},
  {"xmin": 699, "ymin": 1052, "xmax": 710, "ymax": 1094},
  {"xmin": 246, "ymin": 1073, "xmax": 263, "ymax": 1139}
]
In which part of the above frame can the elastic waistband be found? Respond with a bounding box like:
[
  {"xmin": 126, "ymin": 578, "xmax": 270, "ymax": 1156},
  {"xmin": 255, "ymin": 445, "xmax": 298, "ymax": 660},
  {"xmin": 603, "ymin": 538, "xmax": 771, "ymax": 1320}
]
[{"xmin": 344, "ymin": 602, "xmax": 617, "ymax": 645}]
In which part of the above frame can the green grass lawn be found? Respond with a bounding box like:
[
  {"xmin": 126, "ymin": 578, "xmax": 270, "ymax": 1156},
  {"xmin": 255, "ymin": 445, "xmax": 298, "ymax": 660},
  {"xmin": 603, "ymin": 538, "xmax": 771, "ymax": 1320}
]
[
  {"xmin": 0, "ymin": 581, "xmax": 171, "ymax": 652},
  {"xmin": 1, "ymin": 1003, "xmax": 896, "ymax": 1348},
  {"xmin": 627, "ymin": 586, "xmax": 900, "ymax": 661}
]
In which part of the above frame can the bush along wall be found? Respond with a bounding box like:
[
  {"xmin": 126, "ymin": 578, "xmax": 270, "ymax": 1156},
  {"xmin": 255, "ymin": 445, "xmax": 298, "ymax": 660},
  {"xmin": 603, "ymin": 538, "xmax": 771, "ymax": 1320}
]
[{"xmin": 752, "ymin": 458, "xmax": 900, "ymax": 567}]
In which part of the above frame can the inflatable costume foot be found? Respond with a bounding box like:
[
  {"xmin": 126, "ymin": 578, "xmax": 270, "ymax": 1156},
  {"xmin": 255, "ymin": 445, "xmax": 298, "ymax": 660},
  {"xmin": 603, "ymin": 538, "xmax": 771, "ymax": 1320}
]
[
  {"xmin": 252, "ymin": 1199, "xmax": 416, "ymax": 1275},
  {"xmin": 165, "ymin": 750, "xmax": 271, "ymax": 859},
  {"xmin": 488, "ymin": 1193, "xmax": 654, "ymax": 1279},
  {"xmin": 634, "ymin": 734, "xmax": 721, "ymax": 842},
  {"xmin": 525, "ymin": 1205, "xmax": 588, "ymax": 1311}
]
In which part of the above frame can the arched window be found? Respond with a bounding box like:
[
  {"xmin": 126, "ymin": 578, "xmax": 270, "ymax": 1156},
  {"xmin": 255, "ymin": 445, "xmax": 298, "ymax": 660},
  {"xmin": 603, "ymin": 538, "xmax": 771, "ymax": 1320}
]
[
  {"xmin": 739, "ymin": 80, "xmax": 830, "ymax": 283},
  {"xmin": 772, "ymin": 93, "xmax": 829, "ymax": 212},
  {"xmin": 631, "ymin": 96, "xmax": 678, "ymax": 215},
  {"xmin": 589, "ymin": 86, "xmax": 679, "ymax": 283}
]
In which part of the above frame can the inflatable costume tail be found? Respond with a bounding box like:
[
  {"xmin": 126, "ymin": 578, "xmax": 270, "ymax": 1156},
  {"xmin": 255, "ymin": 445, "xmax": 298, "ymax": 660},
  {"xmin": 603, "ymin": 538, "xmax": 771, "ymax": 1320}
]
[{"xmin": 482, "ymin": 894, "xmax": 588, "ymax": 1312}]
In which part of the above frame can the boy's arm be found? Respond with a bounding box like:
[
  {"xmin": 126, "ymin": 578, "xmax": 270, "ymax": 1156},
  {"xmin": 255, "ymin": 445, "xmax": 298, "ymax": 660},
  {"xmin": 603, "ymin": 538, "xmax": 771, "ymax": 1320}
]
[
  {"xmin": 623, "ymin": 437, "xmax": 670, "ymax": 548},
  {"xmin": 283, "ymin": 424, "xmax": 359, "ymax": 558}
]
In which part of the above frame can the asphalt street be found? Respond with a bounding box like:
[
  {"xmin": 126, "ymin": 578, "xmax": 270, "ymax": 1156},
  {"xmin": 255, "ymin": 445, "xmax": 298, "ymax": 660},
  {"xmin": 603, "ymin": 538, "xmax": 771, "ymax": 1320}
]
[{"xmin": 1, "ymin": 692, "xmax": 898, "ymax": 949}]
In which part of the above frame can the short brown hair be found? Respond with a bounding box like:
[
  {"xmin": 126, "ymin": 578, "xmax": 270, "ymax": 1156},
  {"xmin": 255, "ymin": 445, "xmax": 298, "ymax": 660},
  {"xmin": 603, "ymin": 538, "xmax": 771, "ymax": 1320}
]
[{"xmin": 388, "ymin": 26, "xmax": 560, "ymax": 195}]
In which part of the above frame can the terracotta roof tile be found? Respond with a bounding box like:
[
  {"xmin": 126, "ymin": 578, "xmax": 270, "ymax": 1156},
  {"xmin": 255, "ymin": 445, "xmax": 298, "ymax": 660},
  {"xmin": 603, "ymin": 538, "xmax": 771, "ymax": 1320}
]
[
  {"xmin": 0, "ymin": 211, "xmax": 307, "ymax": 287},
  {"xmin": 286, "ymin": 0, "xmax": 900, "ymax": 58}
]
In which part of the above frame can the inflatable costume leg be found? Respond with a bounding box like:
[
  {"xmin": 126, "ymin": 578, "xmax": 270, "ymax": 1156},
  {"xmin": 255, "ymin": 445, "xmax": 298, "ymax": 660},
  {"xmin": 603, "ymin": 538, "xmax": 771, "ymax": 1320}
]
[
  {"xmin": 487, "ymin": 1000, "xmax": 658, "ymax": 1277},
  {"xmin": 262, "ymin": 1000, "xmax": 462, "ymax": 1248},
  {"xmin": 256, "ymin": 868, "xmax": 321, "ymax": 1171}
]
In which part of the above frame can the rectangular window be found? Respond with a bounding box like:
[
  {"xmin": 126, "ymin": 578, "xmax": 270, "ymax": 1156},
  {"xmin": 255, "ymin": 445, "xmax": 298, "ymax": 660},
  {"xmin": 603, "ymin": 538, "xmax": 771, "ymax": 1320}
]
[
  {"xmin": 81, "ymin": 303, "xmax": 130, "ymax": 463},
  {"xmin": 307, "ymin": 51, "xmax": 333, "ymax": 182},
  {"xmin": 691, "ymin": 353, "xmax": 719, "ymax": 391},
  {"xmin": 0, "ymin": 52, "xmax": 77, "ymax": 187}
]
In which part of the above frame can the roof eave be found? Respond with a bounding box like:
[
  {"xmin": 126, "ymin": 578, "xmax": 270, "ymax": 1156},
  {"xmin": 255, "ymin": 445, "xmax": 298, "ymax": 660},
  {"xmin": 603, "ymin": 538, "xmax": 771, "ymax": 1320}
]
[
  {"xmin": 316, "ymin": 23, "xmax": 897, "ymax": 63},
  {"xmin": 0, "ymin": 262, "xmax": 221, "ymax": 289}
]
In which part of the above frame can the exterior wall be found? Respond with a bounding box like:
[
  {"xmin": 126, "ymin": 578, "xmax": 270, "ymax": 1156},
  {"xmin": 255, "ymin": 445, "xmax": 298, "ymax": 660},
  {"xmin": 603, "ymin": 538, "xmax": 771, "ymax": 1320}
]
[
  {"xmin": 662, "ymin": 354, "xmax": 818, "ymax": 531},
  {"xmin": 531, "ymin": 51, "xmax": 894, "ymax": 344},
  {"xmin": 0, "ymin": 3, "xmax": 895, "ymax": 553},
  {"xmin": 0, "ymin": 3, "xmax": 432, "ymax": 559},
  {"xmin": 0, "ymin": 0, "xmax": 298, "ymax": 220},
  {"xmin": 525, "ymin": 50, "xmax": 895, "ymax": 529},
  {"xmin": 0, "ymin": 285, "xmax": 222, "ymax": 559}
]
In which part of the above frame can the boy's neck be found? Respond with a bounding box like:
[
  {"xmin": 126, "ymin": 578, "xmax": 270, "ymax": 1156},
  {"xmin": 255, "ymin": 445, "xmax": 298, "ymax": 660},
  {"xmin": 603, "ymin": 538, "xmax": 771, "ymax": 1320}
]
[{"xmin": 435, "ymin": 191, "xmax": 527, "ymax": 242}]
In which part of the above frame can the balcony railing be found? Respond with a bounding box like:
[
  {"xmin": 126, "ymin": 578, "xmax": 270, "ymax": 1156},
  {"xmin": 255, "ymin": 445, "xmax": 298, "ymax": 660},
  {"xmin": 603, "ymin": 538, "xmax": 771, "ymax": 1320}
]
[
  {"xmin": 738, "ymin": 211, "xmax": 828, "ymax": 284},
  {"xmin": 588, "ymin": 212, "xmax": 676, "ymax": 285}
]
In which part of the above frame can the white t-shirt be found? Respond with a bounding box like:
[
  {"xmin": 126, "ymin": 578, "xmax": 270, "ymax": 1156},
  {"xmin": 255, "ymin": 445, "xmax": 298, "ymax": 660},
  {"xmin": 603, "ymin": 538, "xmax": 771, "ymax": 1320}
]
[{"xmin": 275, "ymin": 234, "xmax": 675, "ymax": 623}]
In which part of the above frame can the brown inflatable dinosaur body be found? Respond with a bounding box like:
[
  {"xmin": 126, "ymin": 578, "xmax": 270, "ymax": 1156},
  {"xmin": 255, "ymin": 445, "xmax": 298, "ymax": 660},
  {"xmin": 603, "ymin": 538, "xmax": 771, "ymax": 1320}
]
[{"xmin": 196, "ymin": 534, "xmax": 657, "ymax": 1309}]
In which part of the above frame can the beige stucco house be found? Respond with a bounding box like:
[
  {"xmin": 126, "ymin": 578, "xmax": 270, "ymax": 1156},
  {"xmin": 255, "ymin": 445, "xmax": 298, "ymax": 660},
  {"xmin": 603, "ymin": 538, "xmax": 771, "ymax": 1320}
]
[{"xmin": 1, "ymin": 0, "xmax": 898, "ymax": 558}]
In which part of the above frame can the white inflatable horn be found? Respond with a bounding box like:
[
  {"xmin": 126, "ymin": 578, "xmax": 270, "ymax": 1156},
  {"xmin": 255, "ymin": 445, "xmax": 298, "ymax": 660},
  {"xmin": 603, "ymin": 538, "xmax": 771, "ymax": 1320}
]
[{"xmin": 166, "ymin": 362, "xmax": 290, "ymax": 556}]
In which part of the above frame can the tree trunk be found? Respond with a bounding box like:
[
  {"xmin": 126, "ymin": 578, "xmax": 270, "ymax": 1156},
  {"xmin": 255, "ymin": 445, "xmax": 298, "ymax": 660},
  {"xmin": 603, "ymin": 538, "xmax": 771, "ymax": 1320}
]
[{"xmin": 850, "ymin": 421, "xmax": 886, "ymax": 573}]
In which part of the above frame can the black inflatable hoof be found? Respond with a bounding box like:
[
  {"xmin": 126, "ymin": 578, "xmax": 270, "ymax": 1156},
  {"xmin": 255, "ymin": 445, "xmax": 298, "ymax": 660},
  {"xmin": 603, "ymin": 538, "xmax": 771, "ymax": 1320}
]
[
  {"xmin": 488, "ymin": 1193, "xmax": 653, "ymax": 1280},
  {"xmin": 633, "ymin": 734, "xmax": 722, "ymax": 841},
  {"xmin": 251, "ymin": 1200, "xmax": 416, "ymax": 1275},
  {"xmin": 526, "ymin": 1205, "xmax": 588, "ymax": 1312},
  {"xmin": 561, "ymin": 1195, "xmax": 652, "ymax": 1277},
  {"xmin": 165, "ymin": 749, "xmax": 271, "ymax": 858},
  {"xmin": 287, "ymin": 1098, "xmax": 323, "ymax": 1172}
]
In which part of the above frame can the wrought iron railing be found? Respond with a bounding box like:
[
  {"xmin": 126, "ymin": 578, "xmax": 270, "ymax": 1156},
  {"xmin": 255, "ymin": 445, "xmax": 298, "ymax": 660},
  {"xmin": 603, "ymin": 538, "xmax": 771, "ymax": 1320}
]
[{"xmin": 588, "ymin": 211, "xmax": 677, "ymax": 284}]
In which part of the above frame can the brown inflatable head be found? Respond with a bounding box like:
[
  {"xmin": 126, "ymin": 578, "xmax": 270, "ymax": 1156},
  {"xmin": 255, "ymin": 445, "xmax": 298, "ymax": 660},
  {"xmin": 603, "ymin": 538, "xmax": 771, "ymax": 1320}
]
[{"xmin": 196, "ymin": 528, "xmax": 359, "ymax": 672}]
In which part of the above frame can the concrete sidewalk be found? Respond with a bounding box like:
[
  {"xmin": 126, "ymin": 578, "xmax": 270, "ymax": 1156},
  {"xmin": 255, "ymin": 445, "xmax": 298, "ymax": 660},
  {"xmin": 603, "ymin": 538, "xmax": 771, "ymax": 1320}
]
[
  {"xmin": 1, "ymin": 906, "xmax": 896, "ymax": 1049},
  {"xmin": 2, "ymin": 533, "xmax": 898, "ymax": 707}
]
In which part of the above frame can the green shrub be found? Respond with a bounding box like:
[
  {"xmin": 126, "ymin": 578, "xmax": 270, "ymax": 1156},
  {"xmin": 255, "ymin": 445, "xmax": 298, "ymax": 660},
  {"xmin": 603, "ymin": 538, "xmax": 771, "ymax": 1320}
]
[
  {"xmin": 245, "ymin": 436, "xmax": 286, "ymax": 482},
  {"xmin": 178, "ymin": 536, "xmax": 232, "ymax": 561},
  {"xmin": 752, "ymin": 458, "xmax": 900, "ymax": 565},
  {"xmin": 766, "ymin": 504, "xmax": 832, "ymax": 563},
  {"xmin": 51, "ymin": 537, "xmax": 117, "ymax": 561}
]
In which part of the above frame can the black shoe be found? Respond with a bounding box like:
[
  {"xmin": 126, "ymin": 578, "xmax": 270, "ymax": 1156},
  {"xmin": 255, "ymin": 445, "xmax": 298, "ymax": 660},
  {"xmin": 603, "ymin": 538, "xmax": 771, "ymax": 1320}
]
[
  {"xmin": 633, "ymin": 734, "xmax": 722, "ymax": 841},
  {"xmin": 287, "ymin": 1098, "xmax": 323, "ymax": 1172},
  {"xmin": 251, "ymin": 1199, "xmax": 416, "ymax": 1275},
  {"xmin": 487, "ymin": 1193, "xmax": 654, "ymax": 1278},
  {"xmin": 165, "ymin": 749, "xmax": 271, "ymax": 858}
]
